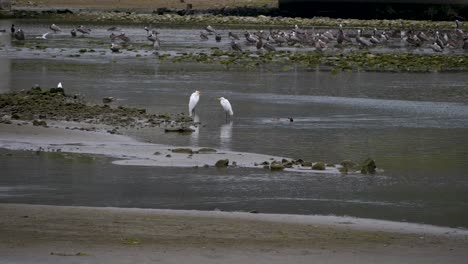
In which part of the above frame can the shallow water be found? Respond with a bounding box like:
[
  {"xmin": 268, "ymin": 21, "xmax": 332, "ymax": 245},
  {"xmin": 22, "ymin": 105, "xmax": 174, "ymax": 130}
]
[{"xmin": 1, "ymin": 19, "xmax": 468, "ymax": 227}]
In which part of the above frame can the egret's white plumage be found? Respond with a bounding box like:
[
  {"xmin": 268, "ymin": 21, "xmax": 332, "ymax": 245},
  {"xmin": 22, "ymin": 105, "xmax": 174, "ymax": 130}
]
[
  {"xmin": 57, "ymin": 82, "xmax": 62, "ymax": 88},
  {"xmin": 188, "ymin": 90, "xmax": 201, "ymax": 117},
  {"xmin": 218, "ymin": 97, "xmax": 233, "ymax": 120}
]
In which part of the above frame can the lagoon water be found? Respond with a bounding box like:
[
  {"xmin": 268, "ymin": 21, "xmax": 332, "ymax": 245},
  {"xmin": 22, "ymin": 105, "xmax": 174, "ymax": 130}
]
[{"xmin": 1, "ymin": 20, "xmax": 468, "ymax": 228}]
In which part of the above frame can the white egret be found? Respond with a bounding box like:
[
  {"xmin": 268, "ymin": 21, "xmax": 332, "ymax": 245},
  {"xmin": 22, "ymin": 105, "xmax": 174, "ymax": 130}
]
[
  {"xmin": 188, "ymin": 90, "xmax": 201, "ymax": 117},
  {"xmin": 218, "ymin": 97, "xmax": 233, "ymax": 121},
  {"xmin": 57, "ymin": 82, "xmax": 62, "ymax": 88}
]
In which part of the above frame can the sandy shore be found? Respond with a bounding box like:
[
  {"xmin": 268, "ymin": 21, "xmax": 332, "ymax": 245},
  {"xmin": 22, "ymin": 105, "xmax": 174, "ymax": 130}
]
[
  {"xmin": 1, "ymin": 203, "xmax": 468, "ymax": 264},
  {"xmin": 0, "ymin": 122, "xmax": 341, "ymax": 174}
]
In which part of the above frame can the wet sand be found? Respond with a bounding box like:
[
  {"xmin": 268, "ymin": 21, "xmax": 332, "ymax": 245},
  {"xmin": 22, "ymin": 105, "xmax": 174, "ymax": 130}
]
[
  {"xmin": 1, "ymin": 203, "xmax": 468, "ymax": 264},
  {"xmin": 0, "ymin": 122, "xmax": 341, "ymax": 173}
]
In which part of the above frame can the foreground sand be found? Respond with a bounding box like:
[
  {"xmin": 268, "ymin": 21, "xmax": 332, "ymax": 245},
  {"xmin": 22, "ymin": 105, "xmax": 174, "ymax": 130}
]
[{"xmin": 1, "ymin": 204, "xmax": 468, "ymax": 264}]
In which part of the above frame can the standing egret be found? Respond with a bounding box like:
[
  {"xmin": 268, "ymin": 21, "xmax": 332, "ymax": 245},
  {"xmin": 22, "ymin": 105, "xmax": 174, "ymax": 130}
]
[
  {"xmin": 188, "ymin": 90, "xmax": 201, "ymax": 117},
  {"xmin": 218, "ymin": 97, "xmax": 233, "ymax": 121},
  {"xmin": 57, "ymin": 82, "xmax": 62, "ymax": 88}
]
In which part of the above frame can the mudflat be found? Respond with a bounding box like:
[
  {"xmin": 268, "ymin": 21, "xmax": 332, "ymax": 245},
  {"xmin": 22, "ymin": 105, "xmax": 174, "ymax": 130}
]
[{"xmin": 1, "ymin": 203, "xmax": 467, "ymax": 263}]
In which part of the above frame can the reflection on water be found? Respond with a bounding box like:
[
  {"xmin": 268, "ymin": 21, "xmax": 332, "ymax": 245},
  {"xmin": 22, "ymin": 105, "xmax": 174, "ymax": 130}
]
[
  {"xmin": 190, "ymin": 114, "xmax": 200, "ymax": 146},
  {"xmin": 220, "ymin": 121, "xmax": 233, "ymax": 149}
]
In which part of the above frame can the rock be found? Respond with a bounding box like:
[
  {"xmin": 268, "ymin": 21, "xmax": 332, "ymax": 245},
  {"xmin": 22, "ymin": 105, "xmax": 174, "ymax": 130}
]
[
  {"xmin": 166, "ymin": 154, "xmax": 171, "ymax": 157},
  {"xmin": 302, "ymin": 161, "xmax": 312, "ymax": 167},
  {"xmin": 340, "ymin": 160, "xmax": 355, "ymax": 174},
  {"xmin": 215, "ymin": 159, "xmax": 229, "ymax": 168},
  {"xmin": 49, "ymin": 87, "xmax": 65, "ymax": 95},
  {"xmin": 102, "ymin": 97, "xmax": 114, "ymax": 104},
  {"xmin": 32, "ymin": 119, "xmax": 47, "ymax": 127},
  {"xmin": 295, "ymin": 159, "xmax": 304, "ymax": 165},
  {"xmin": 312, "ymin": 161, "xmax": 326, "ymax": 170},
  {"xmin": 360, "ymin": 158, "xmax": 376, "ymax": 174},
  {"xmin": 270, "ymin": 161, "xmax": 285, "ymax": 171},
  {"xmin": 11, "ymin": 113, "xmax": 21, "ymax": 120},
  {"xmin": 260, "ymin": 161, "xmax": 269, "ymax": 165},
  {"xmin": 197, "ymin": 148, "xmax": 217, "ymax": 153},
  {"xmin": 31, "ymin": 84, "xmax": 41, "ymax": 92},
  {"xmin": 283, "ymin": 161, "xmax": 293, "ymax": 168},
  {"xmin": 153, "ymin": 151, "xmax": 161, "ymax": 155},
  {"xmin": 171, "ymin": 148, "xmax": 193, "ymax": 154}
]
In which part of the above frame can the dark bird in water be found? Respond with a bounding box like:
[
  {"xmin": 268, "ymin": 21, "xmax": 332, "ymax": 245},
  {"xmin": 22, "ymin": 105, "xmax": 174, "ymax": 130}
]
[
  {"xmin": 11, "ymin": 24, "xmax": 15, "ymax": 34},
  {"xmin": 230, "ymin": 40, "xmax": 242, "ymax": 52},
  {"xmin": 200, "ymin": 31, "xmax": 209, "ymax": 40},
  {"xmin": 215, "ymin": 33, "xmax": 222, "ymax": 42},
  {"xmin": 288, "ymin": 117, "xmax": 294, "ymax": 122},
  {"xmin": 14, "ymin": 28, "xmax": 25, "ymax": 40},
  {"xmin": 76, "ymin": 25, "xmax": 91, "ymax": 35},
  {"xmin": 110, "ymin": 43, "xmax": 121, "ymax": 52},
  {"xmin": 49, "ymin": 23, "xmax": 61, "ymax": 33},
  {"xmin": 70, "ymin": 29, "xmax": 77, "ymax": 37}
]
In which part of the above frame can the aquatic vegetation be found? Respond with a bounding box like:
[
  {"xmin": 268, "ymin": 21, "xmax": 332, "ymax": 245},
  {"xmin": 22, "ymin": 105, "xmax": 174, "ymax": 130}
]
[{"xmin": 163, "ymin": 50, "xmax": 468, "ymax": 73}]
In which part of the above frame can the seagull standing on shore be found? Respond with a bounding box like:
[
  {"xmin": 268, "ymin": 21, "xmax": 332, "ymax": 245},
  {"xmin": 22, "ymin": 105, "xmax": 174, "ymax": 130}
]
[
  {"xmin": 218, "ymin": 97, "xmax": 233, "ymax": 121},
  {"xmin": 189, "ymin": 91, "xmax": 201, "ymax": 117}
]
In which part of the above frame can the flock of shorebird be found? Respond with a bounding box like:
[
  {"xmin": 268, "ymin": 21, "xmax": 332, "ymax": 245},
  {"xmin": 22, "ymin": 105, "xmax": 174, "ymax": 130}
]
[{"xmin": 7, "ymin": 20, "xmax": 468, "ymax": 53}]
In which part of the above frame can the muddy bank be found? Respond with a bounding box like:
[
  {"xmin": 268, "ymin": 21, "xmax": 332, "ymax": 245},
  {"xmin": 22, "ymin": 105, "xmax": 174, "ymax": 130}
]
[
  {"xmin": 0, "ymin": 86, "xmax": 193, "ymax": 133},
  {"xmin": 1, "ymin": 203, "xmax": 468, "ymax": 264}
]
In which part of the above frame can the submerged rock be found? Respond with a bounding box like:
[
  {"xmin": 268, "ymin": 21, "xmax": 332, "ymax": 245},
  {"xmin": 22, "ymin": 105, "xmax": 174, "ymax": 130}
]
[
  {"xmin": 102, "ymin": 97, "xmax": 114, "ymax": 104},
  {"xmin": 360, "ymin": 158, "xmax": 377, "ymax": 174},
  {"xmin": 340, "ymin": 160, "xmax": 356, "ymax": 174},
  {"xmin": 197, "ymin": 148, "xmax": 217, "ymax": 153},
  {"xmin": 32, "ymin": 120, "xmax": 47, "ymax": 127},
  {"xmin": 171, "ymin": 148, "xmax": 193, "ymax": 154},
  {"xmin": 215, "ymin": 159, "xmax": 229, "ymax": 168},
  {"xmin": 312, "ymin": 161, "xmax": 326, "ymax": 170},
  {"xmin": 270, "ymin": 161, "xmax": 285, "ymax": 171}
]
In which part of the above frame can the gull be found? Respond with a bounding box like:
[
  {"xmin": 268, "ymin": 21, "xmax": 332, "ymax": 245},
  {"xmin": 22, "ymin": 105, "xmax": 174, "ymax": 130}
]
[{"xmin": 36, "ymin": 32, "xmax": 50, "ymax": 39}]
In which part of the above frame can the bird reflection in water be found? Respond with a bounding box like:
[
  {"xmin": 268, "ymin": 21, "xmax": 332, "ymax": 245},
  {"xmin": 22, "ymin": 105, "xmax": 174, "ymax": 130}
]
[
  {"xmin": 220, "ymin": 121, "xmax": 233, "ymax": 149},
  {"xmin": 190, "ymin": 114, "xmax": 200, "ymax": 146}
]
